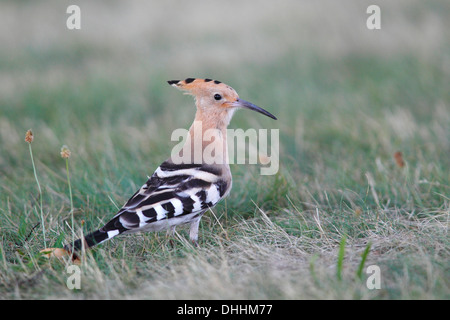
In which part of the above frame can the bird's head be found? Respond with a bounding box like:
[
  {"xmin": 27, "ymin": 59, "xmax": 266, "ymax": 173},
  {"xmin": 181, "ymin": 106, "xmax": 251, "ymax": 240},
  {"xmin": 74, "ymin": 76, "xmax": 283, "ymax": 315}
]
[{"xmin": 167, "ymin": 78, "xmax": 277, "ymax": 123}]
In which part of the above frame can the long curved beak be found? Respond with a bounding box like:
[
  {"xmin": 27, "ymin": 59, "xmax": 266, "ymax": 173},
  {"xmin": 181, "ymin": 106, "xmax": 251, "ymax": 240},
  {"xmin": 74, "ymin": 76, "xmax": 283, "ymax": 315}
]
[{"xmin": 232, "ymin": 98, "xmax": 277, "ymax": 120}]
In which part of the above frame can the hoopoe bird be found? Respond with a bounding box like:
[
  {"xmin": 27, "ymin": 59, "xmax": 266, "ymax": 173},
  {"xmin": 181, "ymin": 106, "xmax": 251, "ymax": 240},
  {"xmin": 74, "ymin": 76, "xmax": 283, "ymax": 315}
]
[{"xmin": 64, "ymin": 78, "xmax": 276, "ymax": 254}]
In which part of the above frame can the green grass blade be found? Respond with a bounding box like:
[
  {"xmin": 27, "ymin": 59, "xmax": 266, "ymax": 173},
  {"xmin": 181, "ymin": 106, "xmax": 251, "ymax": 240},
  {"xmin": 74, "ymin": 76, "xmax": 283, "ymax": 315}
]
[
  {"xmin": 356, "ymin": 242, "xmax": 372, "ymax": 280},
  {"xmin": 336, "ymin": 235, "xmax": 346, "ymax": 281}
]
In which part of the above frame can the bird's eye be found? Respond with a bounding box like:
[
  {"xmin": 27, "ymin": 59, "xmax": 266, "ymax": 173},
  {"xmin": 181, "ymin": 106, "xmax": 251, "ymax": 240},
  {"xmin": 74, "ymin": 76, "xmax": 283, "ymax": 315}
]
[{"xmin": 214, "ymin": 94, "xmax": 222, "ymax": 100}]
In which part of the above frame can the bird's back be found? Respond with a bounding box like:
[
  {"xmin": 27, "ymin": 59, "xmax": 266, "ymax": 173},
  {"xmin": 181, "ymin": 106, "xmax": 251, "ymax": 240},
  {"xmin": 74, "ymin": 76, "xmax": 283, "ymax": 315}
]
[{"xmin": 109, "ymin": 159, "xmax": 231, "ymax": 233}]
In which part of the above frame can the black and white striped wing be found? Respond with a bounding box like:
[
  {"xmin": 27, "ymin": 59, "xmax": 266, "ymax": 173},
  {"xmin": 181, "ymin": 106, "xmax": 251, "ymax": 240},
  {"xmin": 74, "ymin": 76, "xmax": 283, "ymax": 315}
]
[{"xmin": 98, "ymin": 161, "xmax": 230, "ymax": 240}]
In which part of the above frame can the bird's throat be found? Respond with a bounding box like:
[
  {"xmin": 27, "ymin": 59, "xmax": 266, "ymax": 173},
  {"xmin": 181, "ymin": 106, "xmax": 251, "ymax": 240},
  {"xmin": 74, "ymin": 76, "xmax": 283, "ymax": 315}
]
[{"xmin": 180, "ymin": 108, "xmax": 231, "ymax": 166}]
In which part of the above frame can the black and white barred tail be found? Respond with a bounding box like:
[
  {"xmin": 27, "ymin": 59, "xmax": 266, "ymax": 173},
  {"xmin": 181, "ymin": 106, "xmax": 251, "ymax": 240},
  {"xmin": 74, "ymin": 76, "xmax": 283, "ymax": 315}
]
[{"xmin": 64, "ymin": 229, "xmax": 111, "ymax": 252}]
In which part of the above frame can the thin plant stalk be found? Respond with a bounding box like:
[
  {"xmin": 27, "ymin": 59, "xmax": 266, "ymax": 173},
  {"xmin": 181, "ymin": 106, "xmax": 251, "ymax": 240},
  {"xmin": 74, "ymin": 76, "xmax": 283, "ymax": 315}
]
[
  {"xmin": 61, "ymin": 145, "xmax": 74, "ymax": 247},
  {"xmin": 66, "ymin": 158, "xmax": 75, "ymax": 247},
  {"xmin": 28, "ymin": 140, "xmax": 46, "ymax": 248}
]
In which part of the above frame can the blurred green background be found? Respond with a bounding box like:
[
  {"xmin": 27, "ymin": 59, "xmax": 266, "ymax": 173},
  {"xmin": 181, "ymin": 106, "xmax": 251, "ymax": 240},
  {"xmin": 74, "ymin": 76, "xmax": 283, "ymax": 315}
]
[
  {"xmin": 1, "ymin": 0, "xmax": 449, "ymax": 165},
  {"xmin": 1, "ymin": 0, "xmax": 449, "ymax": 159},
  {"xmin": 0, "ymin": 0, "xmax": 449, "ymax": 299}
]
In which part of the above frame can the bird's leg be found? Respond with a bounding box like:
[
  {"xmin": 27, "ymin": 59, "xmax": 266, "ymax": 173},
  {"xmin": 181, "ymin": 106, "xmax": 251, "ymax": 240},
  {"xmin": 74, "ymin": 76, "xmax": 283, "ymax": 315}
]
[
  {"xmin": 189, "ymin": 216, "xmax": 202, "ymax": 247},
  {"xmin": 166, "ymin": 226, "xmax": 176, "ymax": 248}
]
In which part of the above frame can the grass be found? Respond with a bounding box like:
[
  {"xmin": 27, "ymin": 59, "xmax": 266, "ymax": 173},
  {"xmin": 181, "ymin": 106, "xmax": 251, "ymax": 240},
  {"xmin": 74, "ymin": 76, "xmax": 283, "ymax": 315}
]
[{"xmin": 0, "ymin": 0, "xmax": 449, "ymax": 299}]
